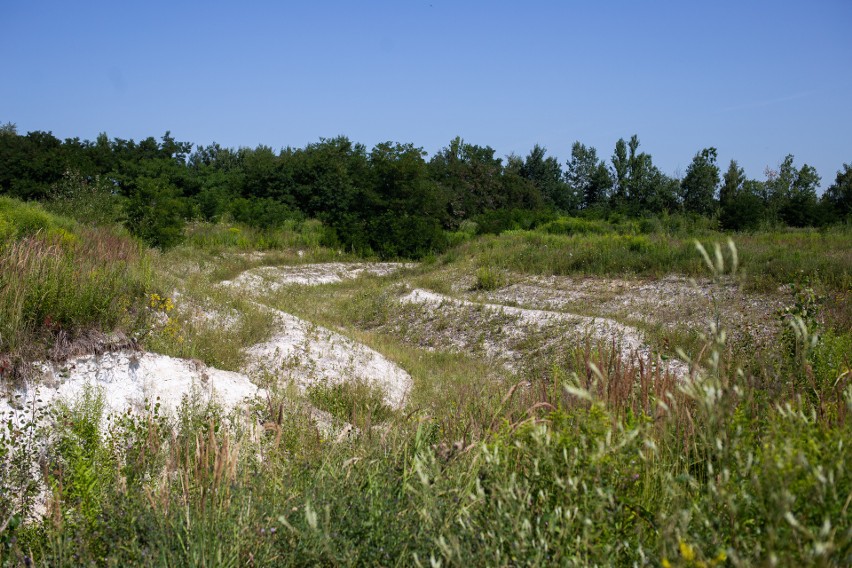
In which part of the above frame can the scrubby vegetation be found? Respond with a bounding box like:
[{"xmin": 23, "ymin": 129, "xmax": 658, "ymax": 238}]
[
  {"xmin": 0, "ymin": 128, "xmax": 850, "ymax": 565},
  {"xmin": 0, "ymin": 198, "xmax": 151, "ymax": 364}
]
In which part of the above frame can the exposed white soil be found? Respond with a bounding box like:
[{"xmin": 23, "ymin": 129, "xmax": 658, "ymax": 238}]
[
  {"xmin": 246, "ymin": 306, "xmax": 411, "ymax": 409},
  {"xmin": 0, "ymin": 352, "xmax": 262, "ymax": 424},
  {"xmin": 399, "ymin": 288, "xmax": 689, "ymax": 378},
  {"xmin": 0, "ymin": 305, "xmax": 412, "ymax": 425},
  {"xmin": 172, "ymin": 290, "xmax": 241, "ymax": 331},
  {"xmin": 480, "ymin": 274, "xmax": 784, "ymax": 348},
  {"xmin": 221, "ymin": 262, "xmax": 413, "ymax": 291}
]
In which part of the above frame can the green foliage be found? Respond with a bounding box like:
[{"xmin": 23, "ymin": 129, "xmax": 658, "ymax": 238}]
[
  {"xmin": 0, "ymin": 198, "xmax": 151, "ymax": 356},
  {"xmin": 680, "ymin": 147, "xmax": 720, "ymax": 215},
  {"xmin": 823, "ymin": 162, "xmax": 852, "ymax": 220},
  {"xmin": 181, "ymin": 219, "xmax": 329, "ymax": 252},
  {"xmin": 2, "ymin": 126, "xmax": 848, "ymax": 267},
  {"xmin": 567, "ymin": 141, "xmax": 615, "ymax": 211},
  {"xmin": 471, "ymin": 208, "xmax": 556, "ymax": 235},
  {"xmin": 540, "ymin": 216, "xmax": 614, "ymax": 235},
  {"xmin": 44, "ymin": 170, "xmax": 124, "ymax": 226},
  {"xmin": 123, "ymin": 177, "xmax": 185, "ymax": 249},
  {"xmin": 307, "ymin": 379, "xmax": 393, "ymax": 428},
  {"xmin": 520, "ymin": 144, "xmax": 572, "ymax": 210},
  {"xmin": 50, "ymin": 386, "xmax": 112, "ymax": 528},
  {"xmin": 0, "ymin": 195, "xmax": 76, "ymax": 240},
  {"xmin": 472, "ymin": 265, "xmax": 505, "ymax": 291},
  {"xmin": 721, "ymin": 179, "xmax": 765, "ymax": 231},
  {"xmin": 228, "ymin": 197, "xmax": 301, "ymax": 230}
]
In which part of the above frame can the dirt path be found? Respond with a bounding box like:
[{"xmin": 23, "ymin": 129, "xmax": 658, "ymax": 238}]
[
  {"xmin": 400, "ymin": 288, "xmax": 690, "ymax": 378},
  {"xmin": 221, "ymin": 262, "xmax": 413, "ymax": 291}
]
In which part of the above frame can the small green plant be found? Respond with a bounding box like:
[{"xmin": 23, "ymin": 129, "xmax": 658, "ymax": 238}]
[
  {"xmin": 472, "ymin": 266, "xmax": 505, "ymax": 291},
  {"xmin": 307, "ymin": 379, "xmax": 393, "ymax": 428}
]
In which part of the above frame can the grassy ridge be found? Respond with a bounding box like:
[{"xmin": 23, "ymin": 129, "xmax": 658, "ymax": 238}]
[
  {"xmin": 451, "ymin": 226, "xmax": 852, "ymax": 292},
  {"xmin": 0, "ymin": 198, "xmax": 152, "ymax": 359}
]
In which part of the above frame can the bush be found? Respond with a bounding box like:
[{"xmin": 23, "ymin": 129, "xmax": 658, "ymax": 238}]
[
  {"xmin": 472, "ymin": 208, "xmax": 556, "ymax": 235},
  {"xmin": 124, "ymin": 177, "xmax": 185, "ymax": 249},
  {"xmin": 0, "ymin": 195, "xmax": 76, "ymax": 240},
  {"xmin": 228, "ymin": 197, "xmax": 302, "ymax": 230},
  {"xmin": 472, "ymin": 266, "xmax": 505, "ymax": 290},
  {"xmin": 44, "ymin": 170, "xmax": 124, "ymax": 226},
  {"xmin": 540, "ymin": 216, "xmax": 612, "ymax": 235}
]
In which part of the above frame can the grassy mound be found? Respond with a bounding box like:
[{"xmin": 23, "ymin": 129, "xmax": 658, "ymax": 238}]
[{"xmin": 0, "ymin": 197, "xmax": 152, "ymax": 359}]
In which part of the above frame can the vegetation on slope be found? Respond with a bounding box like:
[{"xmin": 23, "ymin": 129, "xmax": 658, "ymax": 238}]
[
  {"xmin": 0, "ymin": 198, "xmax": 151, "ymax": 366},
  {"xmin": 0, "ymin": 159, "xmax": 849, "ymax": 565}
]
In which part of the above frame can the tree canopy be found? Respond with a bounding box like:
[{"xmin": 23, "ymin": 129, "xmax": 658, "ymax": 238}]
[{"xmin": 0, "ymin": 125, "xmax": 847, "ymax": 255}]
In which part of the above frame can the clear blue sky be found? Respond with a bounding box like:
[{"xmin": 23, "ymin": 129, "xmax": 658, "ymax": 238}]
[{"xmin": 3, "ymin": 0, "xmax": 851, "ymax": 187}]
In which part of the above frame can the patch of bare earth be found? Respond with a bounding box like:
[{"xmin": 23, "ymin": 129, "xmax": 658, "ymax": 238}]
[
  {"xmin": 396, "ymin": 288, "xmax": 689, "ymax": 379},
  {"xmin": 1, "ymin": 263, "xmax": 416, "ymax": 422},
  {"xmin": 221, "ymin": 262, "xmax": 414, "ymax": 291},
  {"xmin": 246, "ymin": 305, "xmax": 411, "ymax": 409},
  {"xmin": 479, "ymin": 275, "xmax": 785, "ymax": 350}
]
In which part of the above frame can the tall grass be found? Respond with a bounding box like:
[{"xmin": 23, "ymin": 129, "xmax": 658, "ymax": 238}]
[
  {"xmin": 3, "ymin": 322, "xmax": 847, "ymax": 566},
  {"xmin": 0, "ymin": 198, "xmax": 152, "ymax": 359},
  {"xmin": 451, "ymin": 225, "xmax": 852, "ymax": 293}
]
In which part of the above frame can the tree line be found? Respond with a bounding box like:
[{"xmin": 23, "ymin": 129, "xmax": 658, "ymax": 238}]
[{"xmin": 1, "ymin": 122, "xmax": 850, "ymax": 256}]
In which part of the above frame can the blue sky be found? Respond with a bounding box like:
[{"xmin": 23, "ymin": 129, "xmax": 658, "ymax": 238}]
[{"xmin": 2, "ymin": 0, "xmax": 851, "ymax": 187}]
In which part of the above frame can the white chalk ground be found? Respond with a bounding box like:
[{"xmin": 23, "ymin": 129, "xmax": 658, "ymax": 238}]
[
  {"xmin": 400, "ymin": 288, "xmax": 690, "ymax": 379},
  {"xmin": 221, "ymin": 262, "xmax": 413, "ymax": 291},
  {"xmin": 0, "ymin": 263, "xmax": 702, "ymax": 424},
  {"xmin": 247, "ymin": 306, "xmax": 411, "ymax": 408},
  {"xmin": 0, "ymin": 352, "xmax": 263, "ymax": 426},
  {"xmin": 0, "ymin": 264, "xmax": 415, "ymax": 425}
]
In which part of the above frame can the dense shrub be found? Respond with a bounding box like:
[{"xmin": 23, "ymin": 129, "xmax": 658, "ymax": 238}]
[
  {"xmin": 472, "ymin": 208, "xmax": 556, "ymax": 235},
  {"xmin": 123, "ymin": 177, "xmax": 185, "ymax": 249}
]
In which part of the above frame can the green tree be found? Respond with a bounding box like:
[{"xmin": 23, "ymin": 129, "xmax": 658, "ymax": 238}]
[
  {"xmin": 611, "ymin": 138, "xmax": 629, "ymax": 202},
  {"xmin": 764, "ymin": 155, "xmax": 821, "ymax": 227},
  {"xmin": 721, "ymin": 177, "xmax": 765, "ymax": 231},
  {"xmin": 503, "ymin": 155, "xmax": 545, "ymax": 211},
  {"xmin": 720, "ymin": 160, "xmax": 745, "ymax": 210},
  {"xmin": 822, "ymin": 162, "xmax": 852, "ymax": 220},
  {"xmin": 782, "ymin": 163, "xmax": 820, "ymax": 227},
  {"xmin": 680, "ymin": 147, "xmax": 720, "ymax": 215},
  {"xmin": 123, "ymin": 177, "xmax": 185, "ymax": 249},
  {"xmin": 291, "ymin": 136, "xmax": 369, "ymax": 223},
  {"xmin": 0, "ymin": 130, "xmax": 65, "ymax": 199},
  {"xmin": 763, "ymin": 155, "xmax": 797, "ymax": 221},
  {"xmin": 428, "ymin": 137, "xmax": 504, "ymax": 226},
  {"xmin": 519, "ymin": 145, "xmax": 567, "ymax": 209},
  {"xmin": 566, "ymin": 142, "xmax": 604, "ymax": 209},
  {"xmin": 0, "ymin": 122, "xmax": 17, "ymax": 136},
  {"xmin": 366, "ymin": 142, "xmax": 446, "ymax": 257},
  {"xmin": 720, "ymin": 160, "xmax": 746, "ymax": 230}
]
